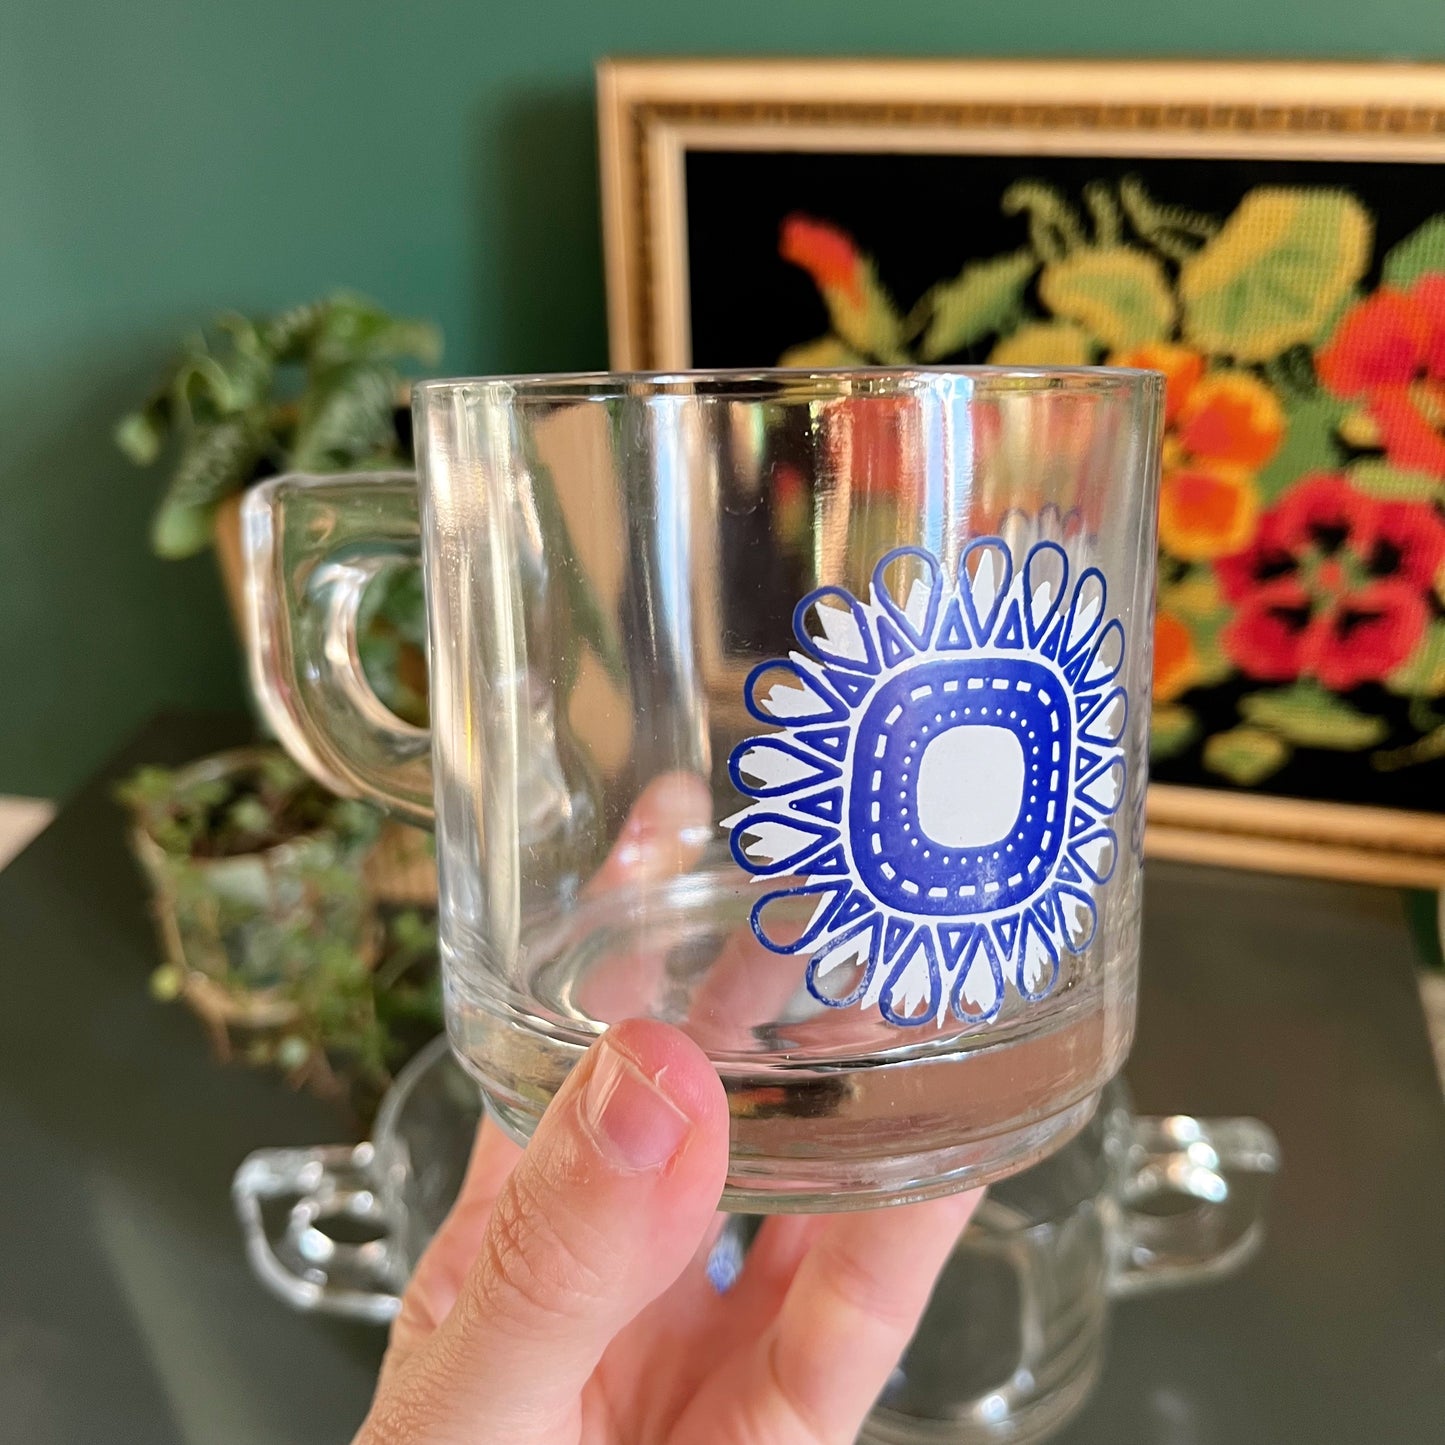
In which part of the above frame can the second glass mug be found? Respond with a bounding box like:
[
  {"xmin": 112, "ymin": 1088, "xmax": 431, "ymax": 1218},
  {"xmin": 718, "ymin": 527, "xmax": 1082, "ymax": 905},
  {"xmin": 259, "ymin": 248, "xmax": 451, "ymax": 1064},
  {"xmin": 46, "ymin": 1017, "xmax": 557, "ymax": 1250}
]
[{"xmin": 245, "ymin": 368, "xmax": 1163, "ymax": 1209}]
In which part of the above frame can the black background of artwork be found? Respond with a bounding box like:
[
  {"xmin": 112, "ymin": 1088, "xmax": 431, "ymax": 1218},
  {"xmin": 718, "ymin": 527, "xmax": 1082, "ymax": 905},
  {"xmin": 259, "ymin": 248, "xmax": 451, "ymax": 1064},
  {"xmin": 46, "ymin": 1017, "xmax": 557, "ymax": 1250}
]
[
  {"xmin": 685, "ymin": 149, "xmax": 1445, "ymax": 809},
  {"xmin": 687, "ymin": 150, "xmax": 1445, "ymax": 366}
]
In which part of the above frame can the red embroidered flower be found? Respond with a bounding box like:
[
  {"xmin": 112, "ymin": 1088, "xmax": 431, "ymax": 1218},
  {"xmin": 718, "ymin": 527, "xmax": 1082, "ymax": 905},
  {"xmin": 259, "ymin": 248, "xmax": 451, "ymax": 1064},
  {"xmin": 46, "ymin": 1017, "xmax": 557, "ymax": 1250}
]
[
  {"xmin": 1215, "ymin": 473, "xmax": 1445, "ymax": 690},
  {"xmin": 779, "ymin": 215, "xmax": 865, "ymax": 307},
  {"xmin": 1317, "ymin": 274, "xmax": 1445, "ymax": 477}
]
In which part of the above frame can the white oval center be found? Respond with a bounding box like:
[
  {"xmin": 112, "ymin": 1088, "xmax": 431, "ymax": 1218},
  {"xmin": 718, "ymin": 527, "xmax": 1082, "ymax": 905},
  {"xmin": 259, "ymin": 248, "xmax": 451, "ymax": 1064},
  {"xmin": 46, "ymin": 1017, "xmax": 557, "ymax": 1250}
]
[{"xmin": 916, "ymin": 725, "xmax": 1026, "ymax": 848}]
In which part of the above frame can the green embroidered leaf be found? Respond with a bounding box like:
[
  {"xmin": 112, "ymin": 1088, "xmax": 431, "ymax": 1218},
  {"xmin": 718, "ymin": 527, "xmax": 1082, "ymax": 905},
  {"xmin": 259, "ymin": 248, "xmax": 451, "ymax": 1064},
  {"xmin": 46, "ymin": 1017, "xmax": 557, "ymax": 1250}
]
[
  {"xmin": 1160, "ymin": 570, "xmax": 1232, "ymax": 687},
  {"xmin": 988, "ymin": 321, "xmax": 1093, "ymax": 367},
  {"xmin": 1150, "ymin": 704, "xmax": 1199, "ymax": 760},
  {"xmin": 779, "ymin": 220, "xmax": 908, "ymax": 363},
  {"xmin": 1037, "ymin": 246, "xmax": 1174, "ymax": 349},
  {"xmin": 917, "ymin": 249, "xmax": 1037, "ymax": 360},
  {"xmin": 1238, "ymin": 682, "xmax": 1388, "ymax": 750},
  {"xmin": 778, "ymin": 334, "xmax": 864, "ymax": 368},
  {"xmin": 1382, "ymin": 216, "xmax": 1445, "ymax": 289},
  {"xmin": 1387, "ymin": 620, "xmax": 1445, "ymax": 698},
  {"xmin": 1347, "ymin": 459, "xmax": 1442, "ymax": 504},
  {"xmin": 1179, "ymin": 189, "xmax": 1371, "ymax": 361},
  {"xmin": 1203, "ymin": 726, "xmax": 1291, "ymax": 786},
  {"xmin": 1162, "ymin": 570, "xmax": 1226, "ymax": 623},
  {"xmin": 1253, "ymin": 390, "xmax": 1346, "ymax": 502},
  {"xmin": 1373, "ymin": 724, "xmax": 1445, "ymax": 773}
]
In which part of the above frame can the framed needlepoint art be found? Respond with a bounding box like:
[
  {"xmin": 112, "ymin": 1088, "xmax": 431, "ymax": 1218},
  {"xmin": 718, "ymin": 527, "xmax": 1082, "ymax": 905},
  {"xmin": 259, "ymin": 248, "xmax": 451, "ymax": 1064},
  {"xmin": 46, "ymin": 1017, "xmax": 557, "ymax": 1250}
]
[{"xmin": 598, "ymin": 58, "xmax": 1445, "ymax": 886}]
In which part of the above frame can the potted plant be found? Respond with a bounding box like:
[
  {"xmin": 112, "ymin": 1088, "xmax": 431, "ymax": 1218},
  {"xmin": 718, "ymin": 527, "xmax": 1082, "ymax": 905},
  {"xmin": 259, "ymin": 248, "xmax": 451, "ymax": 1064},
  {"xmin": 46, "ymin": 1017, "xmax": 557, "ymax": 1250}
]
[
  {"xmin": 119, "ymin": 748, "xmax": 440, "ymax": 1119},
  {"xmin": 115, "ymin": 292, "xmax": 439, "ymax": 728},
  {"xmin": 117, "ymin": 292, "xmax": 440, "ymax": 906}
]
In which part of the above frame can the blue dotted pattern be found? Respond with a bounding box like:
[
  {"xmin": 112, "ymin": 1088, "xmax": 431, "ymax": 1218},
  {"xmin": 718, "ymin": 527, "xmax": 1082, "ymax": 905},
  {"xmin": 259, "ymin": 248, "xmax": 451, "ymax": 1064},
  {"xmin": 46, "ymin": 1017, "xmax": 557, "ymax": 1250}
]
[{"xmin": 847, "ymin": 657, "xmax": 1070, "ymax": 917}]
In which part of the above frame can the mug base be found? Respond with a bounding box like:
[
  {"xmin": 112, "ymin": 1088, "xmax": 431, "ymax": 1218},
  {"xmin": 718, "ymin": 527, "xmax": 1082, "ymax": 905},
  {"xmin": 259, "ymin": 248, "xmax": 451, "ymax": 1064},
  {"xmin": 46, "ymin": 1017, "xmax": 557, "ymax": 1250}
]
[
  {"xmin": 858, "ymin": 1344, "xmax": 1103, "ymax": 1444},
  {"xmin": 480, "ymin": 1078, "xmax": 1100, "ymax": 1213}
]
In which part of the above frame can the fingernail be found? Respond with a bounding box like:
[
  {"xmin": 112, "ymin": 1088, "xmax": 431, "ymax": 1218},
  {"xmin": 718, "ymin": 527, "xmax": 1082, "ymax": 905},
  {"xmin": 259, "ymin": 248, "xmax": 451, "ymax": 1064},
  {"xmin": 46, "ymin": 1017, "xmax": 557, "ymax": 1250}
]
[{"xmin": 582, "ymin": 1037, "xmax": 692, "ymax": 1172}]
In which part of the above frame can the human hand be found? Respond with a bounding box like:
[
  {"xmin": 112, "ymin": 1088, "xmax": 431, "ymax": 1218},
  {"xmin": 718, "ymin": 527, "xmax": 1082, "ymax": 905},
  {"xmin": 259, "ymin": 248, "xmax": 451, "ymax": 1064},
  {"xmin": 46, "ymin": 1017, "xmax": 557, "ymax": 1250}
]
[
  {"xmin": 355, "ymin": 773, "xmax": 982, "ymax": 1444},
  {"xmin": 355, "ymin": 1020, "xmax": 980, "ymax": 1445}
]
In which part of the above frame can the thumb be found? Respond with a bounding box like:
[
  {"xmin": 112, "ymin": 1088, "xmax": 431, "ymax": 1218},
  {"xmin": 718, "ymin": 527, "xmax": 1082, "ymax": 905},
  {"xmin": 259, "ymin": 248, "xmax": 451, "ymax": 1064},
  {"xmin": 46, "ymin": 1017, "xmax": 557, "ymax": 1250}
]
[{"xmin": 359, "ymin": 1019, "xmax": 728, "ymax": 1444}]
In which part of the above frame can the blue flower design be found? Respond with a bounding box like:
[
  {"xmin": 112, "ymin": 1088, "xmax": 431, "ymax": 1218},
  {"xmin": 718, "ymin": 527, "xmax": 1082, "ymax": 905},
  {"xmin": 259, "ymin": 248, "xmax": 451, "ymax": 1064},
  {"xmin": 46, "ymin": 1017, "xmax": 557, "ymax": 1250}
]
[{"xmin": 724, "ymin": 541, "xmax": 1127, "ymax": 1027}]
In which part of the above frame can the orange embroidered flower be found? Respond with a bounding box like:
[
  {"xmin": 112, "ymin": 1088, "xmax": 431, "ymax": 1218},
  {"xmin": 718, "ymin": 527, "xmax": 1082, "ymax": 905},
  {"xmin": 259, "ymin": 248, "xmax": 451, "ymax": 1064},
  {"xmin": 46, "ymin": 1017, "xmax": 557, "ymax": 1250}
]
[
  {"xmin": 1117, "ymin": 343, "xmax": 1204, "ymax": 426},
  {"xmin": 1158, "ymin": 464, "xmax": 1260, "ymax": 562},
  {"xmin": 779, "ymin": 215, "xmax": 865, "ymax": 308},
  {"xmin": 1175, "ymin": 373, "xmax": 1286, "ymax": 470},
  {"xmin": 1153, "ymin": 612, "xmax": 1200, "ymax": 702},
  {"xmin": 1117, "ymin": 345, "xmax": 1285, "ymax": 560}
]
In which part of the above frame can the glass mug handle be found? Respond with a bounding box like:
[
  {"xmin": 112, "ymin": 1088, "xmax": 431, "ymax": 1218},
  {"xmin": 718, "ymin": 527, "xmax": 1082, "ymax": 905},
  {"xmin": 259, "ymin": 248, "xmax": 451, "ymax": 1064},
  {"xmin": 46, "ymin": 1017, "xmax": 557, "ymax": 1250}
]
[
  {"xmin": 1107, "ymin": 1112, "xmax": 1281, "ymax": 1297},
  {"xmin": 242, "ymin": 471, "xmax": 434, "ymax": 827},
  {"xmin": 231, "ymin": 1143, "xmax": 404, "ymax": 1323}
]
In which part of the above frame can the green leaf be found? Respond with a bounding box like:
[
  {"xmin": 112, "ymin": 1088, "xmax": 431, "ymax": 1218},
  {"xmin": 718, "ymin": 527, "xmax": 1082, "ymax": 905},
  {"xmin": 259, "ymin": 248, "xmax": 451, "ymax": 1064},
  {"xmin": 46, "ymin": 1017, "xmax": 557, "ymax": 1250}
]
[
  {"xmin": 259, "ymin": 301, "xmax": 328, "ymax": 359},
  {"xmin": 310, "ymin": 294, "xmax": 442, "ymax": 370},
  {"xmin": 1347, "ymin": 459, "xmax": 1442, "ymax": 504},
  {"xmin": 115, "ymin": 409, "xmax": 166, "ymax": 466},
  {"xmin": 1150, "ymin": 703, "xmax": 1199, "ymax": 760},
  {"xmin": 1203, "ymin": 726, "xmax": 1291, "ymax": 785},
  {"xmin": 1238, "ymin": 682, "xmax": 1387, "ymax": 750},
  {"xmin": 150, "ymin": 964, "xmax": 184, "ymax": 1002},
  {"xmin": 1253, "ymin": 389, "xmax": 1346, "ymax": 502},
  {"xmin": 151, "ymin": 416, "xmax": 264, "ymax": 557},
  {"xmin": 1382, "ymin": 215, "xmax": 1445, "ymax": 289},
  {"xmin": 1037, "ymin": 246, "xmax": 1174, "ymax": 348},
  {"xmin": 917, "ymin": 249, "xmax": 1037, "ymax": 360},
  {"xmin": 1180, "ymin": 188, "xmax": 1372, "ymax": 361},
  {"xmin": 1387, "ymin": 619, "xmax": 1445, "ymax": 697},
  {"xmin": 289, "ymin": 363, "xmax": 397, "ymax": 471}
]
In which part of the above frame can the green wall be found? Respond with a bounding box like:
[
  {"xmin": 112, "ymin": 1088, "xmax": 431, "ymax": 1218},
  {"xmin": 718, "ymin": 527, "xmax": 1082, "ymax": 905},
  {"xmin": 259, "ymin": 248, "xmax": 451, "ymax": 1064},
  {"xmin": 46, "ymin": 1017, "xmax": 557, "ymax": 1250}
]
[{"xmin": 5, "ymin": 1, "xmax": 1445, "ymax": 796}]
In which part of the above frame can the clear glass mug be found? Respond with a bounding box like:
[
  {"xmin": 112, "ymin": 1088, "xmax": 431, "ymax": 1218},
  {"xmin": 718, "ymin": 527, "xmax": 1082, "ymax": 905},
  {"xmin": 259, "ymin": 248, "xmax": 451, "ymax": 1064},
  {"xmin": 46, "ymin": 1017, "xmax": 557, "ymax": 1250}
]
[
  {"xmin": 234, "ymin": 1052, "xmax": 1278, "ymax": 1445},
  {"xmin": 244, "ymin": 369, "xmax": 1162, "ymax": 1209},
  {"xmin": 232, "ymin": 1035, "xmax": 476, "ymax": 1323},
  {"xmin": 861, "ymin": 1081, "xmax": 1280, "ymax": 1444}
]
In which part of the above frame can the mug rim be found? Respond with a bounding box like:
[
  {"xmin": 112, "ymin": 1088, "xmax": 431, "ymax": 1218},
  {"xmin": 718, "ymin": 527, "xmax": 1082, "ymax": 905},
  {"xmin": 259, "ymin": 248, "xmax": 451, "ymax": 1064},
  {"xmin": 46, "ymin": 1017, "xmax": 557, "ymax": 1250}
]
[{"xmin": 413, "ymin": 365, "xmax": 1161, "ymax": 404}]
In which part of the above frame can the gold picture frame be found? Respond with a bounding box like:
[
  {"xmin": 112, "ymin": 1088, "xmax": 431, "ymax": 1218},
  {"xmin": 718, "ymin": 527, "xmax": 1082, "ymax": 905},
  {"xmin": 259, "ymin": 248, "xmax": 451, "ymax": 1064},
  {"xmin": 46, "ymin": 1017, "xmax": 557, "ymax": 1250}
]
[{"xmin": 597, "ymin": 57, "xmax": 1445, "ymax": 887}]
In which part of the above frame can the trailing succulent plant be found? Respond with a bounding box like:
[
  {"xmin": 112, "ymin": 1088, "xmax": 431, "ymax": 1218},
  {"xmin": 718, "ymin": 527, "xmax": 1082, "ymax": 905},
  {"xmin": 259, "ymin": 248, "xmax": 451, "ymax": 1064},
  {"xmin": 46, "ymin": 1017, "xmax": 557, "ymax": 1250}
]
[{"xmin": 119, "ymin": 749, "xmax": 441, "ymax": 1122}]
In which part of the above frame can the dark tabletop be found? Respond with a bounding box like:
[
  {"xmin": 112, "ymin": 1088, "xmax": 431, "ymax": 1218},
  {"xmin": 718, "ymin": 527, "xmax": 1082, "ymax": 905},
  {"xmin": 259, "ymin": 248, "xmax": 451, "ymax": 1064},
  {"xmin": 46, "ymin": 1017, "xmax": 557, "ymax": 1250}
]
[{"xmin": 3, "ymin": 714, "xmax": 1444, "ymax": 1443}]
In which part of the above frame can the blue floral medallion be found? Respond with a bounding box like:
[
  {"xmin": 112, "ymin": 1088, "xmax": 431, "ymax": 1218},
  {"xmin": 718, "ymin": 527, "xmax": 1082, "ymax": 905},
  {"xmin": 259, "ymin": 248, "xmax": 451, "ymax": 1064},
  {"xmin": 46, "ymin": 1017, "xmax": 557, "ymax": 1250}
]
[{"xmin": 724, "ymin": 540, "xmax": 1128, "ymax": 1027}]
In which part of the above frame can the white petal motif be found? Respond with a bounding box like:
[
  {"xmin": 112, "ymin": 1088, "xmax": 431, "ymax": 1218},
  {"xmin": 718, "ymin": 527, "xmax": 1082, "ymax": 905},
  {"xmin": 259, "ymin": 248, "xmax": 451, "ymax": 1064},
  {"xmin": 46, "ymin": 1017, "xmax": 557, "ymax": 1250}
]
[
  {"xmin": 1071, "ymin": 828, "xmax": 1118, "ymax": 885},
  {"xmin": 1079, "ymin": 688, "xmax": 1128, "ymax": 748},
  {"xmin": 1024, "ymin": 542, "xmax": 1068, "ymax": 642},
  {"xmin": 1063, "ymin": 569, "xmax": 1106, "ymax": 660},
  {"xmin": 1055, "ymin": 885, "xmax": 1098, "ymax": 953},
  {"xmin": 734, "ymin": 741, "xmax": 830, "ymax": 792},
  {"xmin": 739, "ymin": 819, "xmax": 826, "ymax": 868},
  {"xmin": 1078, "ymin": 759, "xmax": 1126, "ymax": 816},
  {"xmin": 1017, "ymin": 914, "xmax": 1059, "ymax": 999},
  {"xmin": 958, "ymin": 938, "xmax": 1003, "ymax": 1019},
  {"xmin": 747, "ymin": 661, "xmax": 842, "ymax": 722}
]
